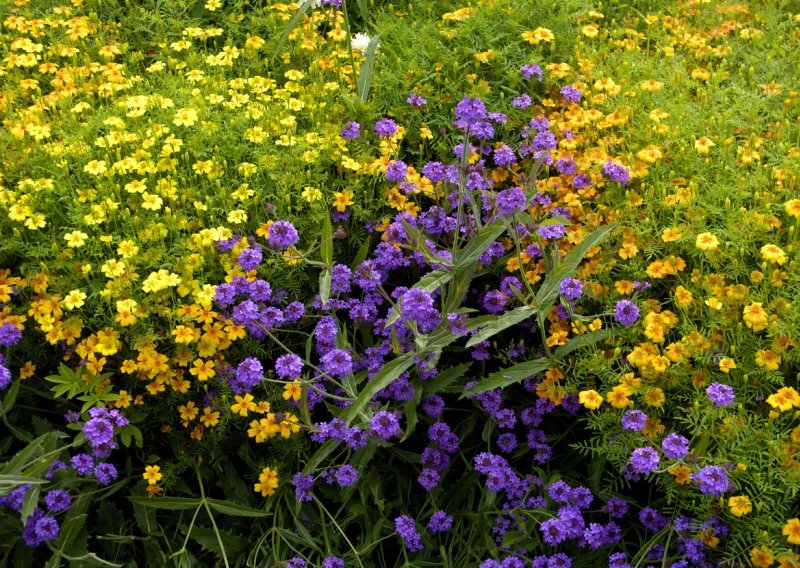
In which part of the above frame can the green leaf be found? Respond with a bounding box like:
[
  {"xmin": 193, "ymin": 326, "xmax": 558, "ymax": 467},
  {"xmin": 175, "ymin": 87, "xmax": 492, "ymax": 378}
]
[
  {"xmin": 319, "ymin": 268, "xmax": 332, "ymax": 305},
  {"xmin": 128, "ymin": 496, "xmax": 202, "ymax": 510},
  {"xmin": 303, "ymin": 439, "xmax": 338, "ymax": 475},
  {"xmin": 465, "ymin": 306, "xmax": 535, "ymax": 348},
  {"xmin": 357, "ymin": 34, "xmax": 380, "ymax": 103},
  {"xmin": 2, "ymin": 376, "xmax": 20, "ymax": 412},
  {"xmin": 118, "ymin": 424, "xmax": 143, "ymax": 448},
  {"xmin": 186, "ymin": 525, "xmax": 246, "ymax": 559},
  {"xmin": 401, "ymin": 384, "xmax": 423, "ymax": 441},
  {"xmin": 205, "ymin": 498, "xmax": 269, "ymax": 517},
  {"xmin": 350, "ymin": 235, "xmax": 372, "ymax": 269},
  {"xmin": 344, "ymin": 353, "xmax": 415, "ymax": 423},
  {"xmin": 534, "ymin": 224, "xmax": 615, "ymax": 316},
  {"xmin": 1, "ymin": 431, "xmax": 64, "ymax": 475},
  {"xmin": 462, "ymin": 358, "xmax": 552, "ymax": 397},
  {"xmin": 355, "ymin": 0, "xmax": 369, "ymax": 20},
  {"xmin": 553, "ymin": 329, "xmax": 614, "ymax": 361},
  {"xmin": 321, "ymin": 213, "xmax": 333, "ymax": 265},
  {"xmin": 271, "ymin": 0, "xmax": 315, "ymax": 61},
  {"xmin": 0, "ymin": 475, "xmax": 47, "ymax": 496},
  {"xmin": 424, "ymin": 363, "xmax": 472, "ymax": 395}
]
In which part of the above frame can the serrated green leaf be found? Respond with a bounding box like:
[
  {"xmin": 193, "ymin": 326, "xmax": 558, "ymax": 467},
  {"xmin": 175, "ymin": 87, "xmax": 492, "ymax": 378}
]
[
  {"xmin": 128, "ymin": 496, "xmax": 201, "ymax": 510},
  {"xmin": 462, "ymin": 358, "xmax": 552, "ymax": 397},
  {"xmin": 534, "ymin": 224, "xmax": 614, "ymax": 316},
  {"xmin": 185, "ymin": 525, "xmax": 246, "ymax": 559},
  {"xmin": 553, "ymin": 329, "xmax": 614, "ymax": 361},
  {"xmin": 205, "ymin": 498, "xmax": 268, "ymax": 517},
  {"xmin": 2, "ymin": 376, "xmax": 20, "ymax": 412},
  {"xmin": 465, "ymin": 306, "xmax": 535, "ymax": 347},
  {"xmin": 344, "ymin": 353, "xmax": 415, "ymax": 423}
]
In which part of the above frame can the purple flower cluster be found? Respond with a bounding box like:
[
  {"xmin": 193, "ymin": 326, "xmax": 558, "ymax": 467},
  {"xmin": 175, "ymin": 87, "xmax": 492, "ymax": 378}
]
[
  {"xmin": 374, "ymin": 117, "xmax": 398, "ymax": 137},
  {"xmin": 706, "ymin": 382, "xmax": 734, "ymax": 407},
  {"xmin": 418, "ymin": 422, "xmax": 459, "ymax": 490},
  {"xmin": 340, "ymin": 121, "xmax": 360, "ymax": 140},
  {"xmin": 267, "ymin": 220, "xmax": 299, "ymax": 250},
  {"xmin": 692, "ymin": 465, "xmax": 730, "ymax": 496},
  {"xmin": 558, "ymin": 278, "xmax": 583, "ymax": 301},
  {"xmin": 395, "ymin": 515, "xmax": 423, "ymax": 552},
  {"xmin": 602, "ymin": 160, "xmax": 631, "ymax": 186},
  {"xmin": 661, "ymin": 433, "xmax": 690, "ymax": 459},
  {"xmin": 0, "ymin": 322, "xmax": 22, "ymax": 347},
  {"xmin": 629, "ymin": 446, "xmax": 660, "ymax": 474},
  {"xmin": 613, "ymin": 300, "xmax": 640, "ymax": 326},
  {"xmin": 232, "ymin": 357, "xmax": 263, "ymax": 394}
]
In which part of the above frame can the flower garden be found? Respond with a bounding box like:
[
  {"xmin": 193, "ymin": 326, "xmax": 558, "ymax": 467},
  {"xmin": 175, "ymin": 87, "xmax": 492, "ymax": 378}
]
[{"xmin": 1, "ymin": 0, "xmax": 800, "ymax": 565}]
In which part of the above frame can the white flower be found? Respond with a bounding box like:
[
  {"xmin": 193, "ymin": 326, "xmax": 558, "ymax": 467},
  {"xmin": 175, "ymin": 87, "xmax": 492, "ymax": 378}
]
[{"xmin": 351, "ymin": 33, "xmax": 378, "ymax": 53}]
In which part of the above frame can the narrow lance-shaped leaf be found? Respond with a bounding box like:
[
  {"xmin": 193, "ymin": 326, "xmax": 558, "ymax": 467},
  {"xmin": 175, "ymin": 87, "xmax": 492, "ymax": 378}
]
[
  {"xmin": 128, "ymin": 496, "xmax": 202, "ymax": 510},
  {"xmin": 344, "ymin": 353, "xmax": 415, "ymax": 423},
  {"xmin": 553, "ymin": 329, "xmax": 614, "ymax": 361},
  {"xmin": 205, "ymin": 498, "xmax": 269, "ymax": 517},
  {"xmin": 465, "ymin": 306, "xmax": 536, "ymax": 348},
  {"xmin": 321, "ymin": 213, "xmax": 333, "ymax": 265},
  {"xmin": 462, "ymin": 358, "xmax": 552, "ymax": 397},
  {"xmin": 271, "ymin": 0, "xmax": 316, "ymax": 62},
  {"xmin": 534, "ymin": 224, "xmax": 615, "ymax": 316},
  {"xmin": 357, "ymin": 34, "xmax": 380, "ymax": 103},
  {"xmin": 319, "ymin": 268, "xmax": 332, "ymax": 306}
]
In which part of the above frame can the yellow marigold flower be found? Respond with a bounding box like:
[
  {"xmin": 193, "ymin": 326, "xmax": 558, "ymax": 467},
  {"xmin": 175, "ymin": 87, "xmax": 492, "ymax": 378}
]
[
  {"xmin": 642, "ymin": 387, "xmax": 665, "ymax": 407},
  {"xmin": 332, "ymin": 190, "xmax": 354, "ymax": 212},
  {"xmin": 143, "ymin": 465, "xmax": 162, "ymax": 485},
  {"xmin": 743, "ymin": 302, "xmax": 768, "ymax": 332},
  {"xmin": 231, "ymin": 393, "xmax": 257, "ymax": 417},
  {"xmin": 578, "ymin": 390, "xmax": 603, "ymax": 410},
  {"xmin": 115, "ymin": 389, "xmax": 132, "ymax": 409},
  {"xmin": 200, "ymin": 407, "xmax": 220, "ymax": 427},
  {"xmin": 636, "ymin": 145, "xmax": 663, "ymax": 164},
  {"xmin": 695, "ymin": 232, "xmax": 719, "ymax": 251},
  {"xmin": 254, "ymin": 467, "xmax": 278, "ymax": 497},
  {"xmin": 178, "ymin": 401, "xmax": 199, "ymax": 422},
  {"xmin": 83, "ymin": 160, "xmax": 108, "ymax": 176},
  {"xmin": 190, "ymin": 358, "xmax": 215, "ymax": 381},
  {"xmin": 704, "ymin": 297, "xmax": 723, "ymax": 310},
  {"xmin": 639, "ymin": 79, "xmax": 663, "ymax": 92},
  {"xmin": 755, "ymin": 349, "xmax": 781, "ymax": 371},
  {"xmin": 718, "ymin": 358, "xmax": 736, "ymax": 373},
  {"xmin": 173, "ymin": 107, "xmax": 198, "ymax": 127},
  {"xmin": 750, "ymin": 547, "xmax": 774, "ymax": 568},
  {"xmin": 673, "ymin": 286, "xmax": 694, "ymax": 307},
  {"xmin": 783, "ymin": 518, "xmax": 800, "ymax": 545},
  {"xmin": 521, "ymin": 27, "xmax": 555, "ymax": 45},
  {"xmin": 661, "ymin": 227, "xmax": 682, "ymax": 242},
  {"xmin": 669, "ymin": 464, "xmax": 692, "ymax": 485},
  {"xmin": 694, "ymin": 137, "xmax": 716, "ymax": 154},
  {"xmin": 605, "ymin": 385, "xmax": 631, "ymax": 409},
  {"xmin": 227, "ymin": 209, "xmax": 247, "ymax": 224},
  {"xmin": 283, "ymin": 380, "xmax": 302, "ymax": 402},
  {"xmin": 728, "ymin": 495, "xmax": 752, "ymax": 517},
  {"xmin": 172, "ymin": 325, "xmax": 197, "ymax": 344},
  {"xmin": 581, "ymin": 24, "xmax": 599, "ymax": 38},
  {"xmin": 64, "ymin": 230, "xmax": 89, "ymax": 248},
  {"xmin": 19, "ymin": 361, "xmax": 36, "ymax": 380},
  {"xmin": 63, "ymin": 289, "xmax": 87, "ymax": 310},
  {"xmin": 784, "ymin": 199, "xmax": 800, "ymax": 219},
  {"xmin": 760, "ymin": 244, "xmax": 787, "ymax": 265},
  {"xmin": 301, "ymin": 186, "xmax": 322, "ymax": 202}
]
